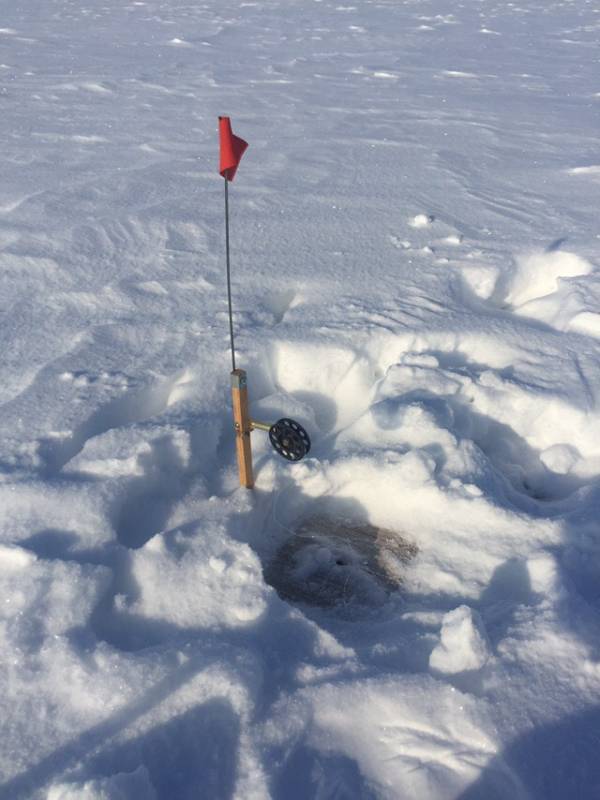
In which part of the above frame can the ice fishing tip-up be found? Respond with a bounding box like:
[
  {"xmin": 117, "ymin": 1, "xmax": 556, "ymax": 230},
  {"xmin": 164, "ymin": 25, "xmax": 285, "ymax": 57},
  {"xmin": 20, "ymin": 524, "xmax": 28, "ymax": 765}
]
[{"xmin": 221, "ymin": 118, "xmax": 311, "ymax": 489}]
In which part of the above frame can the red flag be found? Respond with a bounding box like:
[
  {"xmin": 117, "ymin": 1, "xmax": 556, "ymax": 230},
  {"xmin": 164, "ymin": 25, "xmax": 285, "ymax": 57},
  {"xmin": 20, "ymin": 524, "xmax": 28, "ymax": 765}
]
[{"xmin": 219, "ymin": 116, "xmax": 248, "ymax": 181}]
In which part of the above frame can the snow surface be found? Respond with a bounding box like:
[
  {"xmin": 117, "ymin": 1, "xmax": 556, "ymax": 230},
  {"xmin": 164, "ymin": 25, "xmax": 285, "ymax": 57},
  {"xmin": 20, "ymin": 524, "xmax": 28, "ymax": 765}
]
[{"xmin": 1, "ymin": 0, "xmax": 600, "ymax": 798}]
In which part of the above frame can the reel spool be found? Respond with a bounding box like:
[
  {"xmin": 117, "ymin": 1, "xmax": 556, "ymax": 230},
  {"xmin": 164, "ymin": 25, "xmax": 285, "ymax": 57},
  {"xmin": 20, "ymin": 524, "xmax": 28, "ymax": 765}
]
[{"xmin": 268, "ymin": 418, "xmax": 311, "ymax": 462}]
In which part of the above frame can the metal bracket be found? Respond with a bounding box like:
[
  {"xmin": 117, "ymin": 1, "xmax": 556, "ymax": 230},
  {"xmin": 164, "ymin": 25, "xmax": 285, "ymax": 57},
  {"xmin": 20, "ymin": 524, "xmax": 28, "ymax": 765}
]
[
  {"xmin": 231, "ymin": 370, "xmax": 247, "ymax": 389},
  {"xmin": 250, "ymin": 420, "xmax": 271, "ymax": 432}
]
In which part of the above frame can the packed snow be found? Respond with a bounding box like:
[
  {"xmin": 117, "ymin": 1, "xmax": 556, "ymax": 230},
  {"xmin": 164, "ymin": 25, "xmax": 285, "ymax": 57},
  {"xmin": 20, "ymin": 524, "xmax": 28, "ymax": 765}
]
[{"xmin": 1, "ymin": 0, "xmax": 600, "ymax": 798}]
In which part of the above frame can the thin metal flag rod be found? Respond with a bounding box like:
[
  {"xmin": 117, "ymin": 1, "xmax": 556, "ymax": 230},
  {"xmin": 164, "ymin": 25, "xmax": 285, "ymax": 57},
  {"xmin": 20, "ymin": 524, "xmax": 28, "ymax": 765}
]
[{"xmin": 224, "ymin": 175, "xmax": 236, "ymax": 372}]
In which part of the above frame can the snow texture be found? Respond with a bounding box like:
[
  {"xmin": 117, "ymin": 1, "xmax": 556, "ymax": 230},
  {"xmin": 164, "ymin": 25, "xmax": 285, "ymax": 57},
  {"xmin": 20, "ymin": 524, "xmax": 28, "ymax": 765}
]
[
  {"xmin": 1, "ymin": 0, "xmax": 600, "ymax": 798},
  {"xmin": 429, "ymin": 605, "xmax": 490, "ymax": 674}
]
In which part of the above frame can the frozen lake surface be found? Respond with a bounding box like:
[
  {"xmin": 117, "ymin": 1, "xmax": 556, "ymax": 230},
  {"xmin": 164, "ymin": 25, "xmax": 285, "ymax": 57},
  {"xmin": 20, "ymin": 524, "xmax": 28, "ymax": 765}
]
[{"xmin": 1, "ymin": 1, "xmax": 600, "ymax": 797}]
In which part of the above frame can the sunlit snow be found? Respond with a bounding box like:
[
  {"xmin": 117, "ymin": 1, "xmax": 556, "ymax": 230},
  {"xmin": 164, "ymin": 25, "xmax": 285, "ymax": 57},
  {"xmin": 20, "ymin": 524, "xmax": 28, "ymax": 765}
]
[{"xmin": 1, "ymin": 0, "xmax": 600, "ymax": 798}]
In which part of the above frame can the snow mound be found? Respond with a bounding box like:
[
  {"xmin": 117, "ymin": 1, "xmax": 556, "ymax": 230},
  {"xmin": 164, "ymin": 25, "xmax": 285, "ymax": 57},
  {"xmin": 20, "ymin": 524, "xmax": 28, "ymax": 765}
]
[
  {"xmin": 121, "ymin": 522, "xmax": 269, "ymax": 633},
  {"xmin": 505, "ymin": 250, "xmax": 599, "ymax": 335},
  {"xmin": 429, "ymin": 605, "xmax": 490, "ymax": 674},
  {"xmin": 409, "ymin": 213, "xmax": 434, "ymax": 228},
  {"xmin": 507, "ymin": 250, "xmax": 592, "ymax": 308}
]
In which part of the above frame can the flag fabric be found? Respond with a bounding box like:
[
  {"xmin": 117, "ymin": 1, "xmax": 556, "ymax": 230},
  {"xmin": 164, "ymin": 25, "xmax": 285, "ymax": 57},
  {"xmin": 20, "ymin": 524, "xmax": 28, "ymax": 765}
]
[{"xmin": 219, "ymin": 116, "xmax": 248, "ymax": 181}]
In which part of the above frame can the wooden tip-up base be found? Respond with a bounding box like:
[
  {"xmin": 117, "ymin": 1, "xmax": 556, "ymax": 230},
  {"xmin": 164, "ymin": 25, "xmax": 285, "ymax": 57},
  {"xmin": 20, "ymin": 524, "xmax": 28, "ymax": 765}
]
[{"xmin": 231, "ymin": 368, "xmax": 254, "ymax": 489}]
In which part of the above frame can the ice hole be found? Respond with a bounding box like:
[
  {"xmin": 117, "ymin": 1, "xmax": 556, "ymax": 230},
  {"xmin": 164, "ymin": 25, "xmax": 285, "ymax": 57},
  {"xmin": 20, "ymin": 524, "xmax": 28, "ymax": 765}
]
[{"xmin": 264, "ymin": 517, "xmax": 417, "ymax": 610}]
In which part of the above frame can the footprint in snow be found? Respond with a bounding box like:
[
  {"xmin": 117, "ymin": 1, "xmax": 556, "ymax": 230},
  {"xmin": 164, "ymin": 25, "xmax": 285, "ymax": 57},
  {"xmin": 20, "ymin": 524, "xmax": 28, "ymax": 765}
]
[{"xmin": 38, "ymin": 368, "xmax": 194, "ymax": 475}]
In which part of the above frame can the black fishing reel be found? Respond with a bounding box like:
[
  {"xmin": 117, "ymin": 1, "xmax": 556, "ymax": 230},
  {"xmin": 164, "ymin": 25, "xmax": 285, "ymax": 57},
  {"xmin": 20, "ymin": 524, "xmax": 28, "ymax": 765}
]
[
  {"xmin": 268, "ymin": 418, "xmax": 311, "ymax": 462},
  {"xmin": 249, "ymin": 415, "xmax": 311, "ymax": 463}
]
